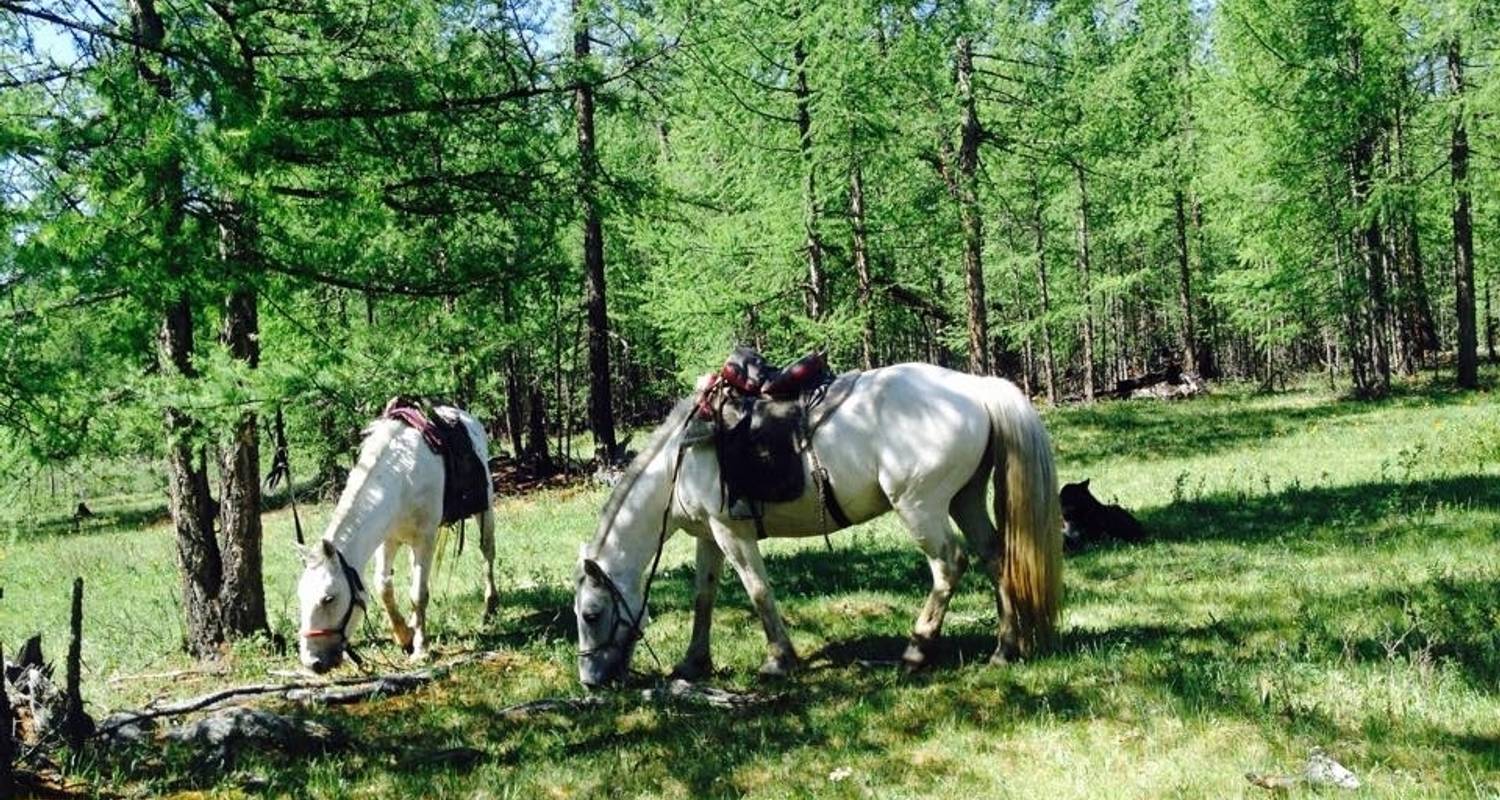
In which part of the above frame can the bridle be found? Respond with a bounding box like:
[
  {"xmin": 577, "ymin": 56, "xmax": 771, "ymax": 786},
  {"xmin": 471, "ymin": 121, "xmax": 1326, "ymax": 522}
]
[
  {"xmin": 579, "ymin": 417, "xmax": 692, "ymax": 670},
  {"xmin": 300, "ymin": 548, "xmax": 369, "ymax": 668}
]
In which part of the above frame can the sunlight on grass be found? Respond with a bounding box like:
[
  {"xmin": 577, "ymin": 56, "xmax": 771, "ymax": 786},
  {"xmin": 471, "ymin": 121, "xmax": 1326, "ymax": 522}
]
[{"xmin": 2, "ymin": 377, "xmax": 1498, "ymax": 797}]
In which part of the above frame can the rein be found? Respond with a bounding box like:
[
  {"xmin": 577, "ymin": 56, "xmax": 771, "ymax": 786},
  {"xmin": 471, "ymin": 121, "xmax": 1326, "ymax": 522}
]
[
  {"xmin": 584, "ymin": 414, "xmax": 693, "ymax": 667},
  {"xmin": 301, "ymin": 548, "xmax": 369, "ymax": 668}
]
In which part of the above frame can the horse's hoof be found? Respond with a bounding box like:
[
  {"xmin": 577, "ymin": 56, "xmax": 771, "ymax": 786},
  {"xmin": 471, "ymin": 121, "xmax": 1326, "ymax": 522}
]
[
  {"xmin": 409, "ymin": 649, "xmax": 431, "ymax": 663},
  {"xmin": 757, "ymin": 655, "xmax": 798, "ymax": 680},
  {"xmin": 989, "ymin": 643, "xmax": 1020, "ymax": 666},
  {"xmin": 902, "ymin": 639, "xmax": 934, "ymax": 672},
  {"xmin": 482, "ymin": 596, "xmax": 499, "ymax": 624},
  {"xmin": 670, "ymin": 657, "xmax": 713, "ymax": 682}
]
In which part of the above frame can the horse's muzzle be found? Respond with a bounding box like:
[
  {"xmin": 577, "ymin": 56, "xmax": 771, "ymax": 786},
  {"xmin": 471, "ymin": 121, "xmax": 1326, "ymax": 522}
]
[{"xmin": 578, "ymin": 650, "xmax": 626, "ymax": 689}]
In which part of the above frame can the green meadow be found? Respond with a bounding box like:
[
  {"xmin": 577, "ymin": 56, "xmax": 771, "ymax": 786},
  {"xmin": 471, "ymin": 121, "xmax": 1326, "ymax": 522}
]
[{"xmin": 3, "ymin": 375, "xmax": 1498, "ymax": 798}]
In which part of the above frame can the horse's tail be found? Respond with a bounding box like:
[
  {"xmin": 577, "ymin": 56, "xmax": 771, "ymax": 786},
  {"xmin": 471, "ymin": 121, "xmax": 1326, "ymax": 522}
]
[{"xmin": 983, "ymin": 378, "xmax": 1062, "ymax": 656}]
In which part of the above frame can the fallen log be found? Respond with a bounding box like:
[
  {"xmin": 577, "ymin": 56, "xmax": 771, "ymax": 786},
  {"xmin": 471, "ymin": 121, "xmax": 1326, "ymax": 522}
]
[
  {"xmin": 641, "ymin": 679, "xmax": 780, "ymax": 709},
  {"xmin": 97, "ymin": 651, "xmax": 508, "ymax": 739}
]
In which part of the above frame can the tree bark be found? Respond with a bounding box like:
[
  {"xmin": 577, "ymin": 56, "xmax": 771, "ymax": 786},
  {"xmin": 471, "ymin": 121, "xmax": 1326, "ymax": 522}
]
[
  {"xmin": 505, "ymin": 351, "xmax": 526, "ymax": 459},
  {"xmin": 1074, "ymin": 161, "xmax": 1096, "ymax": 400},
  {"xmin": 1485, "ymin": 276, "xmax": 1496, "ymax": 363},
  {"xmin": 1189, "ymin": 196, "xmax": 1218, "ymax": 377},
  {"xmin": 850, "ymin": 159, "xmax": 875, "ymax": 369},
  {"xmin": 1351, "ymin": 135, "xmax": 1392, "ymax": 396},
  {"xmin": 1173, "ymin": 188, "xmax": 1198, "ymax": 373},
  {"xmin": 956, "ymin": 34, "xmax": 989, "ymax": 375},
  {"xmin": 525, "ymin": 385, "xmax": 550, "ymax": 467},
  {"xmin": 1031, "ymin": 173, "xmax": 1058, "ymax": 404},
  {"xmin": 1390, "ymin": 94, "xmax": 1438, "ymax": 370},
  {"xmin": 133, "ymin": 0, "xmax": 224, "ymax": 658},
  {"xmin": 794, "ymin": 40, "xmax": 826, "ymax": 320},
  {"xmin": 218, "ymin": 217, "xmax": 265, "ymax": 637},
  {"xmin": 1449, "ymin": 38, "xmax": 1478, "ymax": 389},
  {"xmin": 574, "ymin": 1, "xmax": 618, "ymax": 456}
]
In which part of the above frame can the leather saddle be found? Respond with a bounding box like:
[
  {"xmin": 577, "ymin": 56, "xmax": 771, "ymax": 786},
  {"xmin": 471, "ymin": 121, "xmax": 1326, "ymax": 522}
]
[{"xmin": 687, "ymin": 348, "xmax": 858, "ymax": 526}]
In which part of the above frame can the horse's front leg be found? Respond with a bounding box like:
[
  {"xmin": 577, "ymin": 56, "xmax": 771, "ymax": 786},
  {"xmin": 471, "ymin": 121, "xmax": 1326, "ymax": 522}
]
[
  {"xmin": 710, "ymin": 520, "xmax": 797, "ymax": 677},
  {"xmin": 375, "ymin": 541, "xmax": 414, "ymax": 653},
  {"xmin": 672, "ymin": 534, "xmax": 724, "ymax": 681},
  {"xmin": 407, "ymin": 535, "xmax": 436, "ymax": 661}
]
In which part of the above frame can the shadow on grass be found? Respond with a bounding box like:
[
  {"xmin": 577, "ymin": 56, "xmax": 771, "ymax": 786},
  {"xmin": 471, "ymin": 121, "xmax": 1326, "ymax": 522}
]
[
  {"xmin": 1138, "ymin": 473, "xmax": 1500, "ymax": 545},
  {"xmin": 1050, "ymin": 377, "xmax": 1494, "ymax": 469},
  {"xmin": 94, "ymin": 470, "xmax": 1500, "ymax": 796}
]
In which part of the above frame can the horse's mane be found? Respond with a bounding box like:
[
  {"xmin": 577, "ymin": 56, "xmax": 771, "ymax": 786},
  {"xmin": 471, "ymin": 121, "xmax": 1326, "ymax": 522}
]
[{"xmin": 590, "ymin": 397, "xmax": 696, "ymax": 554}]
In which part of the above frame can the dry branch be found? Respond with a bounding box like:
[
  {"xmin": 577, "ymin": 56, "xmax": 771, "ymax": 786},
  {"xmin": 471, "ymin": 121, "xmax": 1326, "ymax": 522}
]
[
  {"xmin": 97, "ymin": 651, "xmax": 506, "ymax": 738},
  {"xmin": 641, "ymin": 679, "xmax": 780, "ymax": 709}
]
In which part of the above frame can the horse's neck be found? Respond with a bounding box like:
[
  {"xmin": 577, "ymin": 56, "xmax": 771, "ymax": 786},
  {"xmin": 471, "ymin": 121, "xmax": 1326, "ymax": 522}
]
[
  {"xmin": 324, "ymin": 435, "xmax": 409, "ymax": 569},
  {"xmin": 595, "ymin": 437, "xmax": 681, "ymax": 590}
]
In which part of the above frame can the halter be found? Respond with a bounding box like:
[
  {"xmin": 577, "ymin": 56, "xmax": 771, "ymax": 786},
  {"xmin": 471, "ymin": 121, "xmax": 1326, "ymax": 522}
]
[{"xmin": 300, "ymin": 548, "xmax": 369, "ymax": 668}]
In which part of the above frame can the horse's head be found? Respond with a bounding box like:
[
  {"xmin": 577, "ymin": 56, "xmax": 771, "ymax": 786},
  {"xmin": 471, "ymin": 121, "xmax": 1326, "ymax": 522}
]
[
  {"xmin": 573, "ymin": 546, "xmax": 646, "ymax": 688},
  {"xmin": 295, "ymin": 540, "xmax": 367, "ymax": 674}
]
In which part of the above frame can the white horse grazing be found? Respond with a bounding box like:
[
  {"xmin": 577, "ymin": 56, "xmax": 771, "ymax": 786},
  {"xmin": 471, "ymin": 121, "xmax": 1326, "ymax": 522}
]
[
  {"xmin": 574, "ymin": 363, "xmax": 1062, "ymax": 687},
  {"xmin": 296, "ymin": 406, "xmax": 498, "ymax": 673}
]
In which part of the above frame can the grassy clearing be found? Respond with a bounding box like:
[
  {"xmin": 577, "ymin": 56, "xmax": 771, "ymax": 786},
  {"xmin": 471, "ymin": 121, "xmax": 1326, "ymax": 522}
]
[{"xmin": 3, "ymin": 373, "xmax": 1499, "ymax": 798}]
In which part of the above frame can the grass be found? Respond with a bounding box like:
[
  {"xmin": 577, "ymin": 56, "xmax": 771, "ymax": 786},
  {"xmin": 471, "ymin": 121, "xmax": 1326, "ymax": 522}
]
[{"xmin": 3, "ymin": 372, "xmax": 1500, "ymax": 798}]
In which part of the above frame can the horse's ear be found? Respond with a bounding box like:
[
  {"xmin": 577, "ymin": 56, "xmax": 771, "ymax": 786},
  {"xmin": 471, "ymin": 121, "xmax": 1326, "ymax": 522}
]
[
  {"xmin": 293, "ymin": 542, "xmax": 312, "ymax": 564},
  {"xmin": 582, "ymin": 558, "xmax": 608, "ymax": 585},
  {"xmin": 1081, "ymin": 478, "xmax": 1091, "ymax": 488},
  {"xmin": 320, "ymin": 539, "xmax": 336, "ymax": 560}
]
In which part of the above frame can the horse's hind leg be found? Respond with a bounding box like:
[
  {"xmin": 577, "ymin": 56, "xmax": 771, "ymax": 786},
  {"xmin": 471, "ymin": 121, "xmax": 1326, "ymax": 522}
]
[
  {"xmin": 478, "ymin": 509, "xmax": 499, "ymax": 623},
  {"xmin": 407, "ymin": 535, "xmax": 435, "ymax": 660},
  {"xmin": 672, "ymin": 534, "xmax": 724, "ymax": 681},
  {"xmin": 949, "ymin": 464, "xmax": 1019, "ymax": 665},
  {"xmin": 895, "ymin": 499, "xmax": 969, "ymax": 670},
  {"xmin": 375, "ymin": 541, "xmax": 415, "ymax": 652}
]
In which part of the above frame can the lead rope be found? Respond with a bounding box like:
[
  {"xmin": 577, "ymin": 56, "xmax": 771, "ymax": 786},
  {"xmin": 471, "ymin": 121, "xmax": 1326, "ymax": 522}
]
[{"xmin": 624, "ymin": 436, "xmax": 690, "ymax": 670}]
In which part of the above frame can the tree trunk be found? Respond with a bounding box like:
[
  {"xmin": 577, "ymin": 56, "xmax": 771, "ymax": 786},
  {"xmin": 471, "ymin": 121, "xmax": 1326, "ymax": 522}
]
[
  {"xmin": 525, "ymin": 385, "xmax": 550, "ymax": 467},
  {"xmin": 1074, "ymin": 161, "xmax": 1096, "ymax": 400},
  {"xmin": 1351, "ymin": 137, "xmax": 1392, "ymax": 396},
  {"xmin": 850, "ymin": 159, "xmax": 875, "ymax": 369},
  {"xmin": 1189, "ymin": 197, "xmax": 1218, "ymax": 377},
  {"xmin": 1031, "ymin": 173, "xmax": 1058, "ymax": 405},
  {"xmin": 956, "ymin": 34, "xmax": 990, "ymax": 376},
  {"xmin": 505, "ymin": 351, "xmax": 526, "ymax": 459},
  {"xmin": 794, "ymin": 40, "xmax": 826, "ymax": 320},
  {"xmin": 1173, "ymin": 189, "xmax": 1198, "ymax": 373},
  {"xmin": 1449, "ymin": 38, "xmax": 1478, "ymax": 389},
  {"xmin": 218, "ymin": 217, "xmax": 265, "ymax": 637},
  {"xmin": 1485, "ymin": 276, "xmax": 1496, "ymax": 362},
  {"xmin": 134, "ymin": 0, "xmax": 224, "ymax": 658},
  {"xmin": 574, "ymin": 1, "xmax": 618, "ymax": 457}
]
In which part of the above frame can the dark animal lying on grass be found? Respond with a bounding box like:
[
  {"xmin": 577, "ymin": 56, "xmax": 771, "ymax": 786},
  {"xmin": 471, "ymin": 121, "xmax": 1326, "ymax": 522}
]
[{"xmin": 1059, "ymin": 479, "xmax": 1146, "ymax": 552}]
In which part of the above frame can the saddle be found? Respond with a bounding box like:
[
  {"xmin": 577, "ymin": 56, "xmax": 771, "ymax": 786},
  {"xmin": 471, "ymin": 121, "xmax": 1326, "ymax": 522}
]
[
  {"xmin": 382, "ymin": 398, "xmax": 491, "ymax": 527},
  {"xmin": 689, "ymin": 348, "xmax": 858, "ymax": 531}
]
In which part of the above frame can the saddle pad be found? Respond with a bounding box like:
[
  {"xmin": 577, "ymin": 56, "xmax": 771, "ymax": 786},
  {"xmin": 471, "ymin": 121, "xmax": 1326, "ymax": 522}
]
[{"xmin": 429, "ymin": 410, "xmax": 492, "ymax": 525}]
